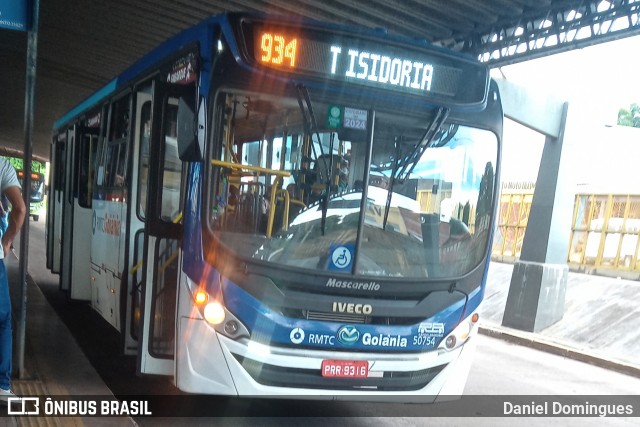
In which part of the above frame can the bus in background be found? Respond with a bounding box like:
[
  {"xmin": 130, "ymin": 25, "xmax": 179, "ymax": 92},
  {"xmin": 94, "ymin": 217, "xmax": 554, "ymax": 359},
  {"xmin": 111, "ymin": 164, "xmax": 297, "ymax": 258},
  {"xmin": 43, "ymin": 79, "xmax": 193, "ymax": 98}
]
[
  {"xmin": 0, "ymin": 155, "xmax": 46, "ymax": 222},
  {"xmin": 47, "ymin": 12, "xmax": 502, "ymax": 401}
]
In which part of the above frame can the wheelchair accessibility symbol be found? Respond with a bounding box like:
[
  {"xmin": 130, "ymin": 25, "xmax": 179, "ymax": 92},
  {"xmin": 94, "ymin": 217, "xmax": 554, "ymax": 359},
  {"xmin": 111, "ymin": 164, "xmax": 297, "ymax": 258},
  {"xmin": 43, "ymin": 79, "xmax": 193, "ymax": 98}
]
[
  {"xmin": 330, "ymin": 245, "xmax": 353, "ymax": 270},
  {"xmin": 332, "ymin": 247, "xmax": 351, "ymax": 267}
]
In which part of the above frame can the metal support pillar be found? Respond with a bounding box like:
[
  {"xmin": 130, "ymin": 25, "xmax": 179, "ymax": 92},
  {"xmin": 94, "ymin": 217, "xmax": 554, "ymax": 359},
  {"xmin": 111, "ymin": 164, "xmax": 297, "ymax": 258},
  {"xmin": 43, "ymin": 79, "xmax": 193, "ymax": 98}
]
[
  {"xmin": 502, "ymin": 102, "xmax": 574, "ymax": 332},
  {"xmin": 17, "ymin": 0, "xmax": 40, "ymax": 379}
]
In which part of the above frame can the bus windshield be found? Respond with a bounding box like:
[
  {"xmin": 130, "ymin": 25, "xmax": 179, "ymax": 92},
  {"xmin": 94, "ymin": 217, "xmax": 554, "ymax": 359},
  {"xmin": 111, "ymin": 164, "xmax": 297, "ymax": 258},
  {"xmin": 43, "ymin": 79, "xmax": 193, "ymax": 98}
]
[{"xmin": 208, "ymin": 88, "xmax": 498, "ymax": 279}]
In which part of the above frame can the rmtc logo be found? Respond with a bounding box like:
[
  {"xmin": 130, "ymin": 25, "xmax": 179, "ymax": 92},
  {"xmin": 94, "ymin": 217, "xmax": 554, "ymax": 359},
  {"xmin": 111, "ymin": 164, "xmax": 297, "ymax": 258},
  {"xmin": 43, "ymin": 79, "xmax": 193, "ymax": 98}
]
[
  {"xmin": 289, "ymin": 328, "xmax": 305, "ymax": 344},
  {"xmin": 332, "ymin": 302, "xmax": 372, "ymax": 315},
  {"xmin": 337, "ymin": 325, "xmax": 360, "ymax": 345}
]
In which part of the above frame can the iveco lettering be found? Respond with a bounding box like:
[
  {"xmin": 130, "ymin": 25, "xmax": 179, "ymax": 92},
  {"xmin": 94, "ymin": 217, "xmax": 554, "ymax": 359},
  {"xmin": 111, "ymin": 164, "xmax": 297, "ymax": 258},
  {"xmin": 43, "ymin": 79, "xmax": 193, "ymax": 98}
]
[
  {"xmin": 332, "ymin": 302, "xmax": 373, "ymax": 315},
  {"xmin": 47, "ymin": 12, "xmax": 501, "ymax": 402}
]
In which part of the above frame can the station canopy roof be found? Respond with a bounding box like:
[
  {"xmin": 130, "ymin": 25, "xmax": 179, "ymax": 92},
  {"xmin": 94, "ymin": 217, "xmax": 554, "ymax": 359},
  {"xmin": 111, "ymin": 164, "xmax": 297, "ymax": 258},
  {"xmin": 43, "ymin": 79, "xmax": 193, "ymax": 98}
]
[{"xmin": 1, "ymin": 0, "xmax": 639, "ymax": 159}]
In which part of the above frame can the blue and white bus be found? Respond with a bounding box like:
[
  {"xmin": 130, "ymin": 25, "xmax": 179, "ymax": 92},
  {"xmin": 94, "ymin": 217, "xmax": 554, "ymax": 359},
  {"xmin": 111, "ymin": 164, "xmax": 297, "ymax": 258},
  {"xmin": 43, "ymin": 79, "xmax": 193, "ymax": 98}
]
[{"xmin": 47, "ymin": 12, "xmax": 502, "ymax": 401}]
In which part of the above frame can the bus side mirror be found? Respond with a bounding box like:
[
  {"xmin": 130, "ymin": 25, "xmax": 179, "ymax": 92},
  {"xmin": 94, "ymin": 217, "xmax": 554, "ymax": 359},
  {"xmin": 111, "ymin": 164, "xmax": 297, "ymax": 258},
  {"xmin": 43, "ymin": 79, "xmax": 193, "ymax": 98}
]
[{"xmin": 177, "ymin": 94, "xmax": 202, "ymax": 161}]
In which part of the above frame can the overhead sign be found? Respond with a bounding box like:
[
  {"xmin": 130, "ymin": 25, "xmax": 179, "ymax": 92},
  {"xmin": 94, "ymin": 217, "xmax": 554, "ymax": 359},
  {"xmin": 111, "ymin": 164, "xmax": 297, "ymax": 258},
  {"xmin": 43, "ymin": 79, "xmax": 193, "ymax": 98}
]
[
  {"xmin": 0, "ymin": 0, "xmax": 29, "ymax": 32},
  {"xmin": 241, "ymin": 19, "xmax": 490, "ymax": 106}
]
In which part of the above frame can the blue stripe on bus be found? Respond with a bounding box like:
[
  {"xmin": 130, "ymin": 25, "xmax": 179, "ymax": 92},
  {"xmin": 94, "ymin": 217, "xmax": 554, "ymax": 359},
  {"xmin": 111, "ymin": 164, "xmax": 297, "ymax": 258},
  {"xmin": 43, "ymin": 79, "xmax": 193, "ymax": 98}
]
[
  {"xmin": 221, "ymin": 277, "xmax": 473, "ymax": 352},
  {"xmin": 117, "ymin": 20, "xmax": 217, "ymax": 88},
  {"xmin": 53, "ymin": 79, "xmax": 118, "ymax": 130},
  {"xmin": 53, "ymin": 15, "xmax": 224, "ymax": 131}
]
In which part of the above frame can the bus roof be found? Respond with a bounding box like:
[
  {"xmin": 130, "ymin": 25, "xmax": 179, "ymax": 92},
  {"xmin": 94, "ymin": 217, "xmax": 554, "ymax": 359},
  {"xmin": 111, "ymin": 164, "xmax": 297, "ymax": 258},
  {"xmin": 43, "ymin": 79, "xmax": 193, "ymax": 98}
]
[{"xmin": 53, "ymin": 12, "xmax": 487, "ymax": 131}]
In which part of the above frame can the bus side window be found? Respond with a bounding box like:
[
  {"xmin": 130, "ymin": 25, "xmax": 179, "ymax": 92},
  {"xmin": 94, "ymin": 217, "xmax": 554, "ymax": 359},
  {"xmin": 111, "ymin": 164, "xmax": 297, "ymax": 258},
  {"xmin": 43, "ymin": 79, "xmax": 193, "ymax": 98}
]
[
  {"xmin": 159, "ymin": 96, "xmax": 184, "ymax": 222},
  {"xmin": 101, "ymin": 95, "xmax": 131, "ymax": 189},
  {"xmin": 78, "ymin": 133, "xmax": 97, "ymax": 208},
  {"xmin": 137, "ymin": 101, "xmax": 151, "ymax": 220}
]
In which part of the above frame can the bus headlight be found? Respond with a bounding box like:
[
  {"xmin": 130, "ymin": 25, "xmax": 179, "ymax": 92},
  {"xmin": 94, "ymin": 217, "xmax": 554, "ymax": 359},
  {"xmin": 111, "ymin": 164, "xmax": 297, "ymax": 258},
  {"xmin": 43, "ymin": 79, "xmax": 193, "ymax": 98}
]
[
  {"xmin": 191, "ymin": 287, "xmax": 250, "ymax": 339},
  {"xmin": 203, "ymin": 301, "xmax": 226, "ymax": 325},
  {"xmin": 439, "ymin": 312, "xmax": 479, "ymax": 351}
]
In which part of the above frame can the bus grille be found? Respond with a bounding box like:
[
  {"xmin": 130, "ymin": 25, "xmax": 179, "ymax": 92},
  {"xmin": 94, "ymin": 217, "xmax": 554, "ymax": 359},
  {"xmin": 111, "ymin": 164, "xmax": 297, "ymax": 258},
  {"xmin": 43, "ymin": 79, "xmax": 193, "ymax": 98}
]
[
  {"xmin": 304, "ymin": 310, "xmax": 366, "ymax": 324},
  {"xmin": 281, "ymin": 308, "xmax": 420, "ymax": 326},
  {"xmin": 233, "ymin": 355, "xmax": 446, "ymax": 391}
]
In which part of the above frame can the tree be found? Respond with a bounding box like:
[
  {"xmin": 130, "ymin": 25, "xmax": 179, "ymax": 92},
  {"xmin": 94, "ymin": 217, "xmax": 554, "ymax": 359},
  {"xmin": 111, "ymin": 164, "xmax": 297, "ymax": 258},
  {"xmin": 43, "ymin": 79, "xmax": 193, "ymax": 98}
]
[
  {"xmin": 475, "ymin": 161, "xmax": 494, "ymax": 231},
  {"xmin": 617, "ymin": 103, "xmax": 640, "ymax": 128}
]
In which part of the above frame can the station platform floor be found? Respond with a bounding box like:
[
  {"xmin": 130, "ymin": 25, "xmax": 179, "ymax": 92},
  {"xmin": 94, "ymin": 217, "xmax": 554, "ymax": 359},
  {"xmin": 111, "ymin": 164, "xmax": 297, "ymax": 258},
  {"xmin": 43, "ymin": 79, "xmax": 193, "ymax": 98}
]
[
  {"xmin": 1, "ymin": 227, "xmax": 135, "ymax": 426},
  {"xmin": 1, "ymin": 224, "xmax": 639, "ymax": 425}
]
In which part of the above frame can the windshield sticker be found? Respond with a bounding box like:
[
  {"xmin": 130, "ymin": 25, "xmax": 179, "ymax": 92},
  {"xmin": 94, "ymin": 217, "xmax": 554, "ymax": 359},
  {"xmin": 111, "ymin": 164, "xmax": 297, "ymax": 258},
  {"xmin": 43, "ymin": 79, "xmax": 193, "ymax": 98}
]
[
  {"xmin": 327, "ymin": 105, "xmax": 342, "ymax": 128},
  {"xmin": 343, "ymin": 107, "xmax": 367, "ymax": 130},
  {"xmin": 328, "ymin": 243, "xmax": 354, "ymax": 271}
]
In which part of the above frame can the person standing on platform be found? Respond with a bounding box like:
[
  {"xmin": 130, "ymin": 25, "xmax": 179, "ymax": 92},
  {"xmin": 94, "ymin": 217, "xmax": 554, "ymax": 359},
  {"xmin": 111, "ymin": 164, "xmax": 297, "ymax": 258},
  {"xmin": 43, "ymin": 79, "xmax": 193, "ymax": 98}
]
[
  {"xmin": 0, "ymin": 195, "xmax": 9, "ymax": 237},
  {"xmin": 0, "ymin": 157, "xmax": 26, "ymax": 401}
]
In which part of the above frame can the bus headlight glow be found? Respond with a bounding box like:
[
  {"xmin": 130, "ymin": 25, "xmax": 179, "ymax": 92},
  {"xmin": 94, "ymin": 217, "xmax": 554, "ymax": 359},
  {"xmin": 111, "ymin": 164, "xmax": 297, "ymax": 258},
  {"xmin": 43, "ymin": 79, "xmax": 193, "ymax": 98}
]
[
  {"xmin": 188, "ymin": 280, "xmax": 250, "ymax": 339},
  {"xmin": 203, "ymin": 301, "xmax": 226, "ymax": 325},
  {"xmin": 455, "ymin": 321, "xmax": 471, "ymax": 342}
]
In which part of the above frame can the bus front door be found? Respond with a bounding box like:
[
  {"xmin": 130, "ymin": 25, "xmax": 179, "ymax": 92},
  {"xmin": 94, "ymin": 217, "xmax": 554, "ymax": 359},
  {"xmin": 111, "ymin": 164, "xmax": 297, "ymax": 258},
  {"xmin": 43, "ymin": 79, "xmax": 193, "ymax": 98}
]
[
  {"xmin": 59, "ymin": 127, "xmax": 76, "ymax": 294},
  {"xmin": 121, "ymin": 88, "xmax": 151, "ymax": 357},
  {"xmin": 48, "ymin": 131, "xmax": 69, "ymax": 274},
  {"xmin": 136, "ymin": 80, "xmax": 189, "ymax": 376},
  {"xmin": 64, "ymin": 126, "xmax": 97, "ymax": 301}
]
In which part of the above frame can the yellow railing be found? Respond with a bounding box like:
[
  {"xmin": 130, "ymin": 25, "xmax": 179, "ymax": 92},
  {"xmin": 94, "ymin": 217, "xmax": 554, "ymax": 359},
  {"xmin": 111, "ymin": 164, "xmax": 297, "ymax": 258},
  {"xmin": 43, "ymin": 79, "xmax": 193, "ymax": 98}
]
[
  {"xmin": 491, "ymin": 189, "xmax": 640, "ymax": 275},
  {"xmin": 568, "ymin": 194, "xmax": 640, "ymax": 273},
  {"xmin": 211, "ymin": 159, "xmax": 292, "ymax": 237},
  {"xmin": 211, "ymin": 159, "xmax": 292, "ymax": 178},
  {"xmin": 130, "ymin": 211, "xmax": 183, "ymax": 275},
  {"xmin": 491, "ymin": 192, "xmax": 533, "ymax": 260}
]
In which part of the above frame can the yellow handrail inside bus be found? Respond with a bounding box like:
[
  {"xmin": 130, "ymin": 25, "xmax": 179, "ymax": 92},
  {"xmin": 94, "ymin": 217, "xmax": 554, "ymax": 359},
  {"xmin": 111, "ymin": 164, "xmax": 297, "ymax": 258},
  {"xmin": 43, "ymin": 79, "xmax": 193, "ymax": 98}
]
[
  {"xmin": 211, "ymin": 159, "xmax": 292, "ymax": 178},
  {"xmin": 160, "ymin": 251, "xmax": 179, "ymax": 273},
  {"xmin": 212, "ymin": 159, "xmax": 292, "ymax": 237},
  {"xmin": 130, "ymin": 260, "xmax": 143, "ymax": 275},
  {"xmin": 267, "ymin": 188, "xmax": 289, "ymax": 237},
  {"xmin": 130, "ymin": 211, "xmax": 183, "ymax": 275}
]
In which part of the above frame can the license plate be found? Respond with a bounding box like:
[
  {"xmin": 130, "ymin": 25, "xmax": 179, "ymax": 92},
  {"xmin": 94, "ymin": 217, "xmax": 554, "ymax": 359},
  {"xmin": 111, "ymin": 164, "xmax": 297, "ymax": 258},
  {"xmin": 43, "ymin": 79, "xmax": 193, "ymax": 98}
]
[{"xmin": 321, "ymin": 359, "xmax": 368, "ymax": 378}]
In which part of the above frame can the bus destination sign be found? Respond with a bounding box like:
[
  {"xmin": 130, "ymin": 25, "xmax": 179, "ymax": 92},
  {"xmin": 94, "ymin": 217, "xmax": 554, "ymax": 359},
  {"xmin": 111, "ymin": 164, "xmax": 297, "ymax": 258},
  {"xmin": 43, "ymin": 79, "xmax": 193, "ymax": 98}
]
[{"xmin": 243, "ymin": 22, "xmax": 488, "ymax": 106}]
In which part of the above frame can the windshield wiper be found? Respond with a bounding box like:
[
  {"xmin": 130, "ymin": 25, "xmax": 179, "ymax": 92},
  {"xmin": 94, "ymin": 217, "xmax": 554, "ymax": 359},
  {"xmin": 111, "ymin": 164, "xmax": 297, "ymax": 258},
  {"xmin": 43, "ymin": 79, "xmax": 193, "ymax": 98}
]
[
  {"xmin": 382, "ymin": 107, "xmax": 454, "ymax": 230},
  {"xmin": 395, "ymin": 107, "xmax": 452, "ymax": 182},
  {"xmin": 295, "ymin": 84, "xmax": 332, "ymax": 235},
  {"xmin": 382, "ymin": 137, "xmax": 402, "ymax": 230},
  {"xmin": 296, "ymin": 84, "xmax": 331, "ymax": 184}
]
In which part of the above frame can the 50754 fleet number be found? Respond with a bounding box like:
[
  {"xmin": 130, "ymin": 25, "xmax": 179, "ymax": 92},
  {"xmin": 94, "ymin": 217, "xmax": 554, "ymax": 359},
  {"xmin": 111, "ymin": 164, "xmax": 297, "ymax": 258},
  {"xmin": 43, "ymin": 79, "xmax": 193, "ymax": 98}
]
[{"xmin": 413, "ymin": 335, "xmax": 436, "ymax": 346}]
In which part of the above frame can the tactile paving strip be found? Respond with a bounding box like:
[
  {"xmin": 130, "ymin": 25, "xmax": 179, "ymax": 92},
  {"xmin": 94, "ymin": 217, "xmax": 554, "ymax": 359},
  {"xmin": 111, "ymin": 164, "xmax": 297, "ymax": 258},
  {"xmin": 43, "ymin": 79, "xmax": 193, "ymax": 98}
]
[{"xmin": 10, "ymin": 380, "xmax": 82, "ymax": 427}]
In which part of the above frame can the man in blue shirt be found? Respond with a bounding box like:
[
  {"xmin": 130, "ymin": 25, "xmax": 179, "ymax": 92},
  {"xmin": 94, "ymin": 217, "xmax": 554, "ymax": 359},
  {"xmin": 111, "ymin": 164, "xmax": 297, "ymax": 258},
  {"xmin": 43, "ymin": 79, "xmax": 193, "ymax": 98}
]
[{"xmin": 0, "ymin": 158, "xmax": 26, "ymax": 401}]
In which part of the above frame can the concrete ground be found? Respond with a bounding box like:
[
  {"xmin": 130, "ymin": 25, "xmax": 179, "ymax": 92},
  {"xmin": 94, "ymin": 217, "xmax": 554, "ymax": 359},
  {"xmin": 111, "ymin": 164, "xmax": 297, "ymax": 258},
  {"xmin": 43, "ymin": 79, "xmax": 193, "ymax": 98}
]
[{"xmin": 480, "ymin": 261, "xmax": 640, "ymax": 373}]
